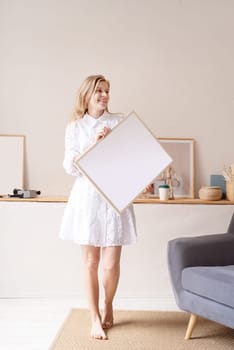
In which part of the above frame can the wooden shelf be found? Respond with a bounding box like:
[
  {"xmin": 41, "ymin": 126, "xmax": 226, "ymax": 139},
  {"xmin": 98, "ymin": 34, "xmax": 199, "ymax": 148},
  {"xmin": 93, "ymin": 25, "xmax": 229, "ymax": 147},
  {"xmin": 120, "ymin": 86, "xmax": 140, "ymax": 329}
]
[
  {"xmin": 134, "ymin": 197, "xmax": 234, "ymax": 205},
  {"xmin": 0, "ymin": 196, "xmax": 67, "ymax": 202},
  {"xmin": 0, "ymin": 196, "xmax": 234, "ymax": 205}
]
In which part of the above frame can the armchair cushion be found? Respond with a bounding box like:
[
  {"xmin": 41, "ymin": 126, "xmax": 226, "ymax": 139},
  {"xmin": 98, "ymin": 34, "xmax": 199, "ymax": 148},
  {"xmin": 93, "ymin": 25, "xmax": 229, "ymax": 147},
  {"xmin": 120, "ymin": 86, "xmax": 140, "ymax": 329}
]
[{"xmin": 182, "ymin": 265, "xmax": 234, "ymax": 308}]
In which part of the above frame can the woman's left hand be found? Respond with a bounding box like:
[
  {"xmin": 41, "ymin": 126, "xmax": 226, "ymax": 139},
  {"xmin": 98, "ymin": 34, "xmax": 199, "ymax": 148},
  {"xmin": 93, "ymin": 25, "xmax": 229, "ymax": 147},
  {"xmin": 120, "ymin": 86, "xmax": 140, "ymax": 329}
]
[{"xmin": 143, "ymin": 184, "xmax": 154, "ymax": 194}]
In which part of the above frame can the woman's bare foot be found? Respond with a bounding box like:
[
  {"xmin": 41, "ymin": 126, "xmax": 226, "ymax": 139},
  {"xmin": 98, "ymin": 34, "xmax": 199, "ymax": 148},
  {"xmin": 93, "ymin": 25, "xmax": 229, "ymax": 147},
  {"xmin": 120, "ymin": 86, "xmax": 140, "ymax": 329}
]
[
  {"xmin": 91, "ymin": 318, "xmax": 107, "ymax": 340},
  {"xmin": 102, "ymin": 303, "xmax": 114, "ymax": 329}
]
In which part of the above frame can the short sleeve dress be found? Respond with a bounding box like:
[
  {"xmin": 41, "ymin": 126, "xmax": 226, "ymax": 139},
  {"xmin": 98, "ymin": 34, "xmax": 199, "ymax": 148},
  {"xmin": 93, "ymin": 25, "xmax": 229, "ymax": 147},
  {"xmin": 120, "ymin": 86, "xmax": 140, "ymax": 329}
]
[{"xmin": 59, "ymin": 111, "xmax": 137, "ymax": 247}]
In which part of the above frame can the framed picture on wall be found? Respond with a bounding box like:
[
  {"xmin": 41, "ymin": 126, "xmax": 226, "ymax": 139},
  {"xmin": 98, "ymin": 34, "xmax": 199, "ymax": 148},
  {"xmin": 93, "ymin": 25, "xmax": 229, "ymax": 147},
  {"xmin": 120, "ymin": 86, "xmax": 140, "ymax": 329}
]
[
  {"xmin": 0, "ymin": 134, "xmax": 25, "ymax": 196},
  {"xmin": 154, "ymin": 138, "xmax": 195, "ymax": 198}
]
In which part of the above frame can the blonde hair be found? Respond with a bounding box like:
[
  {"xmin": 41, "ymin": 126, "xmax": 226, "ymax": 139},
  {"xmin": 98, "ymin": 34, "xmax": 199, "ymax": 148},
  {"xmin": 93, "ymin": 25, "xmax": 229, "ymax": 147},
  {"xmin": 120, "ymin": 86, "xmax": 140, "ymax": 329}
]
[{"xmin": 70, "ymin": 74, "xmax": 110, "ymax": 121}]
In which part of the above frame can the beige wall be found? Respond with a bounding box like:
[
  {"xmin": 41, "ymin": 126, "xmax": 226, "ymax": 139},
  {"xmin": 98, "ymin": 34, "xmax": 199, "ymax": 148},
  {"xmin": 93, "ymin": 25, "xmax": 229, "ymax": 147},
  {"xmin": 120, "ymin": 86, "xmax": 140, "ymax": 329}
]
[{"xmin": 1, "ymin": 0, "xmax": 234, "ymax": 196}]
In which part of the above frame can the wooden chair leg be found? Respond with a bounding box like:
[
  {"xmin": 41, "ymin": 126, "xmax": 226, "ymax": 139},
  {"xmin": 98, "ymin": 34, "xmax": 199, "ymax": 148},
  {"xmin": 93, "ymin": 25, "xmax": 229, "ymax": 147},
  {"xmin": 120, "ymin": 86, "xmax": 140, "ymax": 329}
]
[{"xmin": 185, "ymin": 313, "xmax": 198, "ymax": 340}]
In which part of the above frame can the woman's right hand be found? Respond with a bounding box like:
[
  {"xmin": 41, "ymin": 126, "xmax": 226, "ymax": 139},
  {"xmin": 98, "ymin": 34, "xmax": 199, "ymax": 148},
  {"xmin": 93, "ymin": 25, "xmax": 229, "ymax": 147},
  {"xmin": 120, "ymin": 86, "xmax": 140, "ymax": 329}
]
[{"xmin": 96, "ymin": 127, "xmax": 111, "ymax": 141}]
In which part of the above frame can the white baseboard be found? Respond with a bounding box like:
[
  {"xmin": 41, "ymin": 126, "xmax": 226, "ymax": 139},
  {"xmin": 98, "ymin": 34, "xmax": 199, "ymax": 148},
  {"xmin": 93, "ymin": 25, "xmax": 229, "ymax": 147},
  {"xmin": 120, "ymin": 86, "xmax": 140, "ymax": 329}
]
[
  {"xmin": 0, "ymin": 295, "xmax": 180, "ymax": 312},
  {"xmin": 114, "ymin": 296, "xmax": 179, "ymax": 311}
]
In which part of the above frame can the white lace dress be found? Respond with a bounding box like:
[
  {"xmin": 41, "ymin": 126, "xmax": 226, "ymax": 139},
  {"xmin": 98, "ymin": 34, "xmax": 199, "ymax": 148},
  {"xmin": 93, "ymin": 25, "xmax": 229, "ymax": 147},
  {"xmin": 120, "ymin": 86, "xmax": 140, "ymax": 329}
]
[{"xmin": 59, "ymin": 112, "xmax": 137, "ymax": 247}]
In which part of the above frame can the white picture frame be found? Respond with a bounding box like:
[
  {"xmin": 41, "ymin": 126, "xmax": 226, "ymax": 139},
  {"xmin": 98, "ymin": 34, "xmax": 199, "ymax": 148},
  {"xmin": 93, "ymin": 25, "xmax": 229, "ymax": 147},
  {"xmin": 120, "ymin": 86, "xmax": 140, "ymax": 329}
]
[
  {"xmin": 0, "ymin": 134, "xmax": 25, "ymax": 196},
  {"xmin": 75, "ymin": 111, "xmax": 172, "ymax": 213}
]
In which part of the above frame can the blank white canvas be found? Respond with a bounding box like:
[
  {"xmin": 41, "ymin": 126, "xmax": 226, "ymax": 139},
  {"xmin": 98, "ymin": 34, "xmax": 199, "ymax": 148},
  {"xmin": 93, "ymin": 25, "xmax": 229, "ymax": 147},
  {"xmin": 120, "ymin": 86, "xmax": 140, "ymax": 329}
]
[
  {"xmin": 76, "ymin": 111, "xmax": 172, "ymax": 213},
  {"xmin": 0, "ymin": 135, "xmax": 25, "ymax": 195}
]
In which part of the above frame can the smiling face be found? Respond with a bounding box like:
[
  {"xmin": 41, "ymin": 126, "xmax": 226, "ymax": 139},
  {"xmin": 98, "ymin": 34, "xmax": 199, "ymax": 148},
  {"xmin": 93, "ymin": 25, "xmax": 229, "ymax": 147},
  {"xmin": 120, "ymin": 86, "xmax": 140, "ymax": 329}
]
[{"xmin": 88, "ymin": 80, "xmax": 110, "ymax": 116}]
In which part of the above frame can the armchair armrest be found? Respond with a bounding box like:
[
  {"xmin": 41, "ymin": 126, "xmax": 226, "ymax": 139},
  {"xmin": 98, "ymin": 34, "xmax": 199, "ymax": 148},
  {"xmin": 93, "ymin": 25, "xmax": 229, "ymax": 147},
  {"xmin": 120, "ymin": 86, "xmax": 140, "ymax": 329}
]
[{"xmin": 167, "ymin": 233, "xmax": 234, "ymax": 298}]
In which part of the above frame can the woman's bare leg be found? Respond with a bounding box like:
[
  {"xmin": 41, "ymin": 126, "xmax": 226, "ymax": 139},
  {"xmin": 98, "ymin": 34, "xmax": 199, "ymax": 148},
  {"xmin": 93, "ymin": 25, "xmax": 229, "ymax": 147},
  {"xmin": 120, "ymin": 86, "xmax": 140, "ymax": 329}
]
[
  {"xmin": 101, "ymin": 246, "xmax": 122, "ymax": 329},
  {"xmin": 81, "ymin": 245, "xmax": 107, "ymax": 340}
]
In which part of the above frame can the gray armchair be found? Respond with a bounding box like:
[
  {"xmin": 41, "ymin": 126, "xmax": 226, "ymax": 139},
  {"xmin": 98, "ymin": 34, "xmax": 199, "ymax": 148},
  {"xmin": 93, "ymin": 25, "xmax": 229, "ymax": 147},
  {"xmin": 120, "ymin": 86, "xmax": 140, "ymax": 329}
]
[{"xmin": 167, "ymin": 213, "xmax": 234, "ymax": 339}]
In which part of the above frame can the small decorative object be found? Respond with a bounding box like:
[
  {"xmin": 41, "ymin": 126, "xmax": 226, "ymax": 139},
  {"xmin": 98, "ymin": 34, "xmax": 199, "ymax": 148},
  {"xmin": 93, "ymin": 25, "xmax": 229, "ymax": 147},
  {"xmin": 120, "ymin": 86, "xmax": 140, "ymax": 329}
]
[
  {"xmin": 210, "ymin": 174, "xmax": 226, "ymax": 199},
  {"xmin": 156, "ymin": 165, "xmax": 180, "ymax": 199},
  {"xmin": 223, "ymin": 164, "xmax": 234, "ymax": 201},
  {"xmin": 198, "ymin": 186, "xmax": 222, "ymax": 201},
  {"xmin": 8, "ymin": 188, "xmax": 41, "ymax": 198},
  {"xmin": 153, "ymin": 179, "xmax": 166, "ymax": 195},
  {"xmin": 226, "ymin": 182, "xmax": 234, "ymax": 201},
  {"xmin": 158, "ymin": 184, "xmax": 170, "ymax": 200},
  {"xmin": 159, "ymin": 138, "xmax": 195, "ymax": 198}
]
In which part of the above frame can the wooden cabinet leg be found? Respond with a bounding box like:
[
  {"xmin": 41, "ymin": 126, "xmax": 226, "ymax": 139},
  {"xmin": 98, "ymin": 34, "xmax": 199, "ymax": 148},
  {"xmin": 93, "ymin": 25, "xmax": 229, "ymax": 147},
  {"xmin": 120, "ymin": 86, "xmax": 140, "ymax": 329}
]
[{"xmin": 185, "ymin": 313, "xmax": 198, "ymax": 340}]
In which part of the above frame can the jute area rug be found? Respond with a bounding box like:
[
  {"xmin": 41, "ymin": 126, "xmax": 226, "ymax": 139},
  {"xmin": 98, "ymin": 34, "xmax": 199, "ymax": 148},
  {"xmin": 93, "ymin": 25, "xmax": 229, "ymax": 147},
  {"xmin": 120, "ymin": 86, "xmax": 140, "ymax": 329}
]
[{"xmin": 50, "ymin": 309, "xmax": 234, "ymax": 350}]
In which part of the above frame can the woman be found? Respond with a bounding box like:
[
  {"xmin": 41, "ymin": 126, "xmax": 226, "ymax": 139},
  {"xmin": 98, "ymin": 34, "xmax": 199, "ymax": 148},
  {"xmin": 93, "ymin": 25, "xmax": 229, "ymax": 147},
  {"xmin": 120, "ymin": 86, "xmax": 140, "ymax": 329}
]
[{"xmin": 60, "ymin": 74, "xmax": 139, "ymax": 340}]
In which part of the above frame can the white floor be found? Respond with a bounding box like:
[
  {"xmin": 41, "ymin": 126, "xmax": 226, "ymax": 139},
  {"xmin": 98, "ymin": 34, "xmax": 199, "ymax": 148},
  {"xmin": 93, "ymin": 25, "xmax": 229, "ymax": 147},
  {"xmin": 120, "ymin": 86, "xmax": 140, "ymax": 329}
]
[
  {"xmin": 0, "ymin": 298, "xmax": 90, "ymax": 350},
  {"xmin": 0, "ymin": 297, "xmax": 178, "ymax": 350}
]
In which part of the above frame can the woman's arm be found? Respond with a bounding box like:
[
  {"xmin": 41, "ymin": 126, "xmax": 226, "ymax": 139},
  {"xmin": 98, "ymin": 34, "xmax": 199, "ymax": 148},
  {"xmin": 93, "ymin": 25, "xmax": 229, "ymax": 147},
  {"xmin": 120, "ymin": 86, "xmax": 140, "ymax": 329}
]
[{"xmin": 63, "ymin": 122, "xmax": 82, "ymax": 176}]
